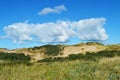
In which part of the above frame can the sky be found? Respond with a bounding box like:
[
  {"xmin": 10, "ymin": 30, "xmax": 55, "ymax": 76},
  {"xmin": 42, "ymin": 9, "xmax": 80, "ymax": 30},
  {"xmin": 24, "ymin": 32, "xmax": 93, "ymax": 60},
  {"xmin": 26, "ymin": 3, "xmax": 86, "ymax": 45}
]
[{"xmin": 0, "ymin": 0, "xmax": 120, "ymax": 49}]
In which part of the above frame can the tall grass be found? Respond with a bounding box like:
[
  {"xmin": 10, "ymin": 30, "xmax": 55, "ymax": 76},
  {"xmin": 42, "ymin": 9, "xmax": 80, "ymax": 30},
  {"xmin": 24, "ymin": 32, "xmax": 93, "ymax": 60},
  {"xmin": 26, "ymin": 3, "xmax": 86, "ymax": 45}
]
[{"xmin": 0, "ymin": 56, "xmax": 120, "ymax": 80}]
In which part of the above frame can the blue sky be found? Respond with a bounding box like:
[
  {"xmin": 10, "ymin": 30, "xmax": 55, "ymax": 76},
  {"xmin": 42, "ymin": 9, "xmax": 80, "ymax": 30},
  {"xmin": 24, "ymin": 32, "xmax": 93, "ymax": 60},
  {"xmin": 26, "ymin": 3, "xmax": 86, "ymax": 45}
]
[{"xmin": 0, "ymin": 0, "xmax": 120, "ymax": 49}]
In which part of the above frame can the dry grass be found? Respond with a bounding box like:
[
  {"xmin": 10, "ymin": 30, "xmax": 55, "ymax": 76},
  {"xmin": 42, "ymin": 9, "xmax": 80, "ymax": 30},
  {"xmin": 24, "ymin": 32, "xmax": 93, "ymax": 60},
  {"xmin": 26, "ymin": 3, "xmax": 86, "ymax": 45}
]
[{"xmin": 0, "ymin": 56, "xmax": 120, "ymax": 80}]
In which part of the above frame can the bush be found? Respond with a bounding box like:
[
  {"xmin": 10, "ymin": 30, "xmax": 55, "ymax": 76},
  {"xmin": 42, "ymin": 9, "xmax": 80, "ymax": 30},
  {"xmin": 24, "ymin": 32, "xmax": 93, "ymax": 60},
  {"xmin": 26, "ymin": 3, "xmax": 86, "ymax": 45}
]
[
  {"xmin": 68, "ymin": 54, "xmax": 81, "ymax": 60},
  {"xmin": 38, "ymin": 57, "xmax": 54, "ymax": 62},
  {"xmin": 54, "ymin": 57, "xmax": 65, "ymax": 61},
  {"xmin": 38, "ymin": 50, "xmax": 120, "ymax": 62},
  {"xmin": 42, "ymin": 45, "xmax": 63, "ymax": 56},
  {"xmin": 31, "ymin": 45, "xmax": 63, "ymax": 56},
  {"xmin": 86, "ymin": 42, "xmax": 104, "ymax": 46},
  {"xmin": 0, "ymin": 52, "xmax": 31, "ymax": 61},
  {"xmin": 0, "ymin": 61, "xmax": 32, "ymax": 66}
]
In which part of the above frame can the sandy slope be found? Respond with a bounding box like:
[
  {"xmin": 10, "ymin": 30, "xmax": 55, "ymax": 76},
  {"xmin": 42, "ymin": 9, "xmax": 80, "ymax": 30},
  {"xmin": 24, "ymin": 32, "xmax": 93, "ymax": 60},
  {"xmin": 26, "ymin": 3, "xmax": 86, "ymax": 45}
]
[
  {"xmin": 0, "ymin": 43, "xmax": 107, "ymax": 60},
  {"xmin": 61, "ymin": 45, "xmax": 105, "ymax": 57}
]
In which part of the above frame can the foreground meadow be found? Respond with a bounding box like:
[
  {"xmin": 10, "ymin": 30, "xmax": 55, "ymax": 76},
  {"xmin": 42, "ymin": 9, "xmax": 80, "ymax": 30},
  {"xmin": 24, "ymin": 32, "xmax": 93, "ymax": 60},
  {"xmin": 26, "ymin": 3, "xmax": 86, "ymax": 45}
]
[{"xmin": 0, "ymin": 56, "xmax": 120, "ymax": 80}]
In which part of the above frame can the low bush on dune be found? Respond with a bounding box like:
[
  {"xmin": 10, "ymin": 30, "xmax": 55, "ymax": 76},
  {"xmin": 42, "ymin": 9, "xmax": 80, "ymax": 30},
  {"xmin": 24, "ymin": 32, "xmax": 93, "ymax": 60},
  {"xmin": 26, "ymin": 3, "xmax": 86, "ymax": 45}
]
[
  {"xmin": 68, "ymin": 50, "xmax": 120, "ymax": 61},
  {"xmin": 29, "ymin": 45, "xmax": 63, "ymax": 56},
  {"xmin": 38, "ymin": 50, "xmax": 120, "ymax": 62},
  {"xmin": 0, "ymin": 52, "xmax": 31, "ymax": 61}
]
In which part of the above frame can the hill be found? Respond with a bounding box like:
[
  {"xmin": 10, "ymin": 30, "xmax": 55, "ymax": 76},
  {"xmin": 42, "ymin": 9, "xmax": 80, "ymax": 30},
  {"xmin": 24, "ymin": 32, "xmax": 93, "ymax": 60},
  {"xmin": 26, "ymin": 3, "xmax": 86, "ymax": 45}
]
[
  {"xmin": 0, "ymin": 42, "xmax": 119, "ymax": 61},
  {"xmin": 0, "ymin": 42, "xmax": 120, "ymax": 80}
]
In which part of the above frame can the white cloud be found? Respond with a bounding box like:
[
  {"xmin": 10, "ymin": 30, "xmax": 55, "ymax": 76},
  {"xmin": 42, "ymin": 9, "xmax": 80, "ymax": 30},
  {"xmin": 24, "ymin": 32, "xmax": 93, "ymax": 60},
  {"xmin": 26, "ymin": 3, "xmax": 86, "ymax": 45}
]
[
  {"xmin": 2, "ymin": 17, "xmax": 108, "ymax": 44},
  {"xmin": 71, "ymin": 18, "xmax": 108, "ymax": 41},
  {"xmin": 4, "ymin": 23, "xmax": 33, "ymax": 44},
  {"xmin": 38, "ymin": 5, "xmax": 67, "ymax": 15}
]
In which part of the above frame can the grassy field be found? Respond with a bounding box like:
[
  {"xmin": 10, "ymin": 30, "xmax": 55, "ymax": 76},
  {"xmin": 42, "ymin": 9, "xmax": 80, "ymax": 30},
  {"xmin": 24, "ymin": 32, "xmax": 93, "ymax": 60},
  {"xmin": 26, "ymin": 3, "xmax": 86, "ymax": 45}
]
[
  {"xmin": 0, "ymin": 56, "xmax": 120, "ymax": 80},
  {"xmin": 0, "ymin": 43, "xmax": 120, "ymax": 80}
]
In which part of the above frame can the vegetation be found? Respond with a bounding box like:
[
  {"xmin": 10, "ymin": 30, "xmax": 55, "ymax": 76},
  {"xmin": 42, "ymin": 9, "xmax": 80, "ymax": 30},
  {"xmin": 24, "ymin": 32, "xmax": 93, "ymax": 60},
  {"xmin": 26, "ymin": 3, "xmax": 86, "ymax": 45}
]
[
  {"xmin": 0, "ymin": 52, "xmax": 31, "ymax": 61},
  {"xmin": 74, "ymin": 42, "xmax": 104, "ymax": 46},
  {"xmin": 107, "ymin": 44, "xmax": 120, "ymax": 50},
  {"xmin": 0, "ymin": 43, "xmax": 120, "ymax": 80},
  {"xmin": 38, "ymin": 50, "xmax": 120, "ymax": 62},
  {"xmin": 0, "ymin": 56, "xmax": 120, "ymax": 80},
  {"xmin": 31, "ymin": 45, "xmax": 63, "ymax": 56},
  {"xmin": 86, "ymin": 42, "xmax": 104, "ymax": 46}
]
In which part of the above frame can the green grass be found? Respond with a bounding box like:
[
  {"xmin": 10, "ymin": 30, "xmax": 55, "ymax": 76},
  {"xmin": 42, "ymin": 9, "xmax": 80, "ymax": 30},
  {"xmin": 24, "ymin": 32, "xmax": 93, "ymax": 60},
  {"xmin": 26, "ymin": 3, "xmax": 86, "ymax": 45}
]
[{"xmin": 0, "ymin": 56, "xmax": 120, "ymax": 80}]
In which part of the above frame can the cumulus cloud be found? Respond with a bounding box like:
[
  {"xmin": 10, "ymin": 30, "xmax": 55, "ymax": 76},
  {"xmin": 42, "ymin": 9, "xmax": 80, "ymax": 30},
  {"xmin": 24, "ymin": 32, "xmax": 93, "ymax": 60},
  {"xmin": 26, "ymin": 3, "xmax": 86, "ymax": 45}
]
[
  {"xmin": 71, "ymin": 18, "xmax": 108, "ymax": 41},
  {"xmin": 2, "ymin": 17, "xmax": 108, "ymax": 44},
  {"xmin": 38, "ymin": 5, "xmax": 67, "ymax": 15}
]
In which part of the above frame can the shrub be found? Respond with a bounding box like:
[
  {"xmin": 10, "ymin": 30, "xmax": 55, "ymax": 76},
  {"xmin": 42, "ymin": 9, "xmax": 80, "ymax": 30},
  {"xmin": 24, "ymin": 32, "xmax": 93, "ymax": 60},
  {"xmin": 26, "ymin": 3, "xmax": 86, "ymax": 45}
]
[
  {"xmin": 38, "ymin": 57, "xmax": 54, "ymax": 62},
  {"xmin": 68, "ymin": 54, "xmax": 80, "ymax": 60},
  {"xmin": 86, "ymin": 42, "xmax": 104, "ymax": 46},
  {"xmin": 0, "ymin": 52, "xmax": 31, "ymax": 61},
  {"xmin": 42, "ymin": 45, "xmax": 63, "ymax": 56},
  {"xmin": 53, "ymin": 57, "xmax": 65, "ymax": 61}
]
